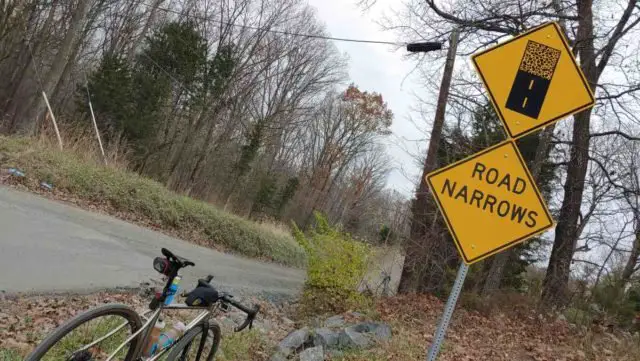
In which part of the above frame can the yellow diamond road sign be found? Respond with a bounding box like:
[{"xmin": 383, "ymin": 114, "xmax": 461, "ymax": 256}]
[
  {"xmin": 427, "ymin": 141, "xmax": 554, "ymax": 264},
  {"xmin": 472, "ymin": 22, "xmax": 595, "ymax": 139}
]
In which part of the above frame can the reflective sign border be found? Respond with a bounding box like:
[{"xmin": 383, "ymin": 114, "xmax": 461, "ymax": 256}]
[
  {"xmin": 472, "ymin": 22, "xmax": 595, "ymax": 139},
  {"xmin": 426, "ymin": 140, "xmax": 554, "ymax": 264}
]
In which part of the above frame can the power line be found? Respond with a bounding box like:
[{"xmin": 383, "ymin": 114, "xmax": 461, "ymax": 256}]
[{"xmin": 142, "ymin": 2, "xmax": 405, "ymax": 46}]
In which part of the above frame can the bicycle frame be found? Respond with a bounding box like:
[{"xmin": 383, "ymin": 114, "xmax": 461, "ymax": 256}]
[{"xmin": 91, "ymin": 300, "xmax": 220, "ymax": 361}]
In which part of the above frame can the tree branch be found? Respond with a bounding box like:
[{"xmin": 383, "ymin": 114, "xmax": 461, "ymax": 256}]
[
  {"xmin": 596, "ymin": 0, "xmax": 640, "ymax": 77},
  {"xmin": 589, "ymin": 131, "xmax": 640, "ymax": 141},
  {"xmin": 425, "ymin": 0, "xmax": 517, "ymax": 34}
]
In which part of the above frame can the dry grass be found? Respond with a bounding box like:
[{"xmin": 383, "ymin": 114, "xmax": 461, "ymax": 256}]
[
  {"xmin": 331, "ymin": 294, "xmax": 640, "ymax": 361},
  {"xmin": 37, "ymin": 122, "xmax": 131, "ymax": 170}
]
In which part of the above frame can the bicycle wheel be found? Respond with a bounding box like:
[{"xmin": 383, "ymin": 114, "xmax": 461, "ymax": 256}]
[
  {"xmin": 25, "ymin": 304, "xmax": 143, "ymax": 361},
  {"xmin": 166, "ymin": 322, "xmax": 221, "ymax": 361}
]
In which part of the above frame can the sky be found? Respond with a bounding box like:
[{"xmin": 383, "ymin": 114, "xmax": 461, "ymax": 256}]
[{"xmin": 305, "ymin": 0, "xmax": 426, "ymax": 197}]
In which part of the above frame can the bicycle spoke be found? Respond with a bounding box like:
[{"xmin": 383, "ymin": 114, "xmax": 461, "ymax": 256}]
[{"xmin": 38, "ymin": 315, "xmax": 135, "ymax": 361}]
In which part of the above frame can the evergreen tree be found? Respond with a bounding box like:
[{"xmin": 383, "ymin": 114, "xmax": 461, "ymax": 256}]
[
  {"xmin": 84, "ymin": 54, "xmax": 134, "ymax": 137},
  {"xmin": 84, "ymin": 21, "xmax": 210, "ymax": 156},
  {"xmin": 275, "ymin": 177, "xmax": 300, "ymax": 218},
  {"xmin": 250, "ymin": 175, "xmax": 277, "ymax": 219}
]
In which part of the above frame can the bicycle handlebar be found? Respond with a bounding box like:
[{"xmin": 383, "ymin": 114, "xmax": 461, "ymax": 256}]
[{"xmin": 220, "ymin": 294, "xmax": 260, "ymax": 332}]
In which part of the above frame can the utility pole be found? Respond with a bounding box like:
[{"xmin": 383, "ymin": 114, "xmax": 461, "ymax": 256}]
[
  {"xmin": 422, "ymin": 30, "xmax": 459, "ymax": 175},
  {"xmin": 422, "ymin": 29, "xmax": 464, "ymax": 361},
  {"xmin": 399, "ymin": 29, "xmax": 460, "ymax": 293}
]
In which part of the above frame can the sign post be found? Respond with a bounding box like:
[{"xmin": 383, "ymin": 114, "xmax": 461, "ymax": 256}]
[{"xmin": 426, "ymin": 263, "xmax": 469, "ymax": 361}]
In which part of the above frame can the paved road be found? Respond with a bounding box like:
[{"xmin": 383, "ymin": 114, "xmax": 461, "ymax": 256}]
[{"xmin": 0, "ymin": 187, "xmax": 305, "ymax": 296}]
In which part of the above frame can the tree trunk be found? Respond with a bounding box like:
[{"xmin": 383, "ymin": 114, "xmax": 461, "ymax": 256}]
[
  {"xmin": 11, "ymin": 0, "xmax": 93, "ymax": 135},
  {"xmin": 541, "ymin": 0, "xmax": 597, "ymax": 308},
  {"xmin": 2, "ymin": 1, "xmax": 57, "ymax": 130},
  {"xmin": 482, "ymin": 251, "xmax": 509, "ymax": 295},
  {"xmin": 399, "ymin": 29, "xmax": 459, "ymax": 294},
  {"xmin": 620, "ymin": 229, "xmax": 640, "ymax": 286}
]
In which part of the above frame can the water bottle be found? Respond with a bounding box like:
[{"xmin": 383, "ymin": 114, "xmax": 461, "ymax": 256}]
[
  {"xmin": 143, "ymin": 319, "xmax": 165, "ymax": 357},
  {"xmin": 164, "ymin": 276, "xmax": 182, "ymax": 305},
  {"xmin": 157, "ymin": 322, "xmax": 187, "ymax": 350}
]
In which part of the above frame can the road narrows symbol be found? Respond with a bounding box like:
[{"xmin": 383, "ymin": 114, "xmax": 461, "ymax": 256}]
[
  {"xmin": 472, "ymin": 22, "xmax": 595, "ymax": 138},
  {"xmin": 505, "ymin": 40, "xmax": 561, "ymax": 119}
]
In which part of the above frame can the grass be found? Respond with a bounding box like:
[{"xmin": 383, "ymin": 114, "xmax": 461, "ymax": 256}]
[
  {"xmin": 218, "ymin": 329, "xmax": 271, "ymax": 361},
  {"xmin": 0, "ymin": 136, "xmax": 306, "ymax": 267},
  {"xmin": 0, "ymin": 349, "xmax": 22, "ymax": 361}
]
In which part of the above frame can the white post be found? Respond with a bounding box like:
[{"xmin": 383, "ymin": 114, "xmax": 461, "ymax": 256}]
[
  {"xmin": 85, "ymin": 82, "xmax": 107, "ymax": 165},
  {"xmin": 41, "ymin": 91, "xmax": 63, "ymax": 150}
]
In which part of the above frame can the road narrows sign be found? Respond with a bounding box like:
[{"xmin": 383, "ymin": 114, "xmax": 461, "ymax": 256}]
[
  {"xmin": 472, "ymin": 22, "xmax": 595, "ymax": 139},
  {"xmin": 426, "ymin": 140, "xmax": 554, "ymax": 264}
]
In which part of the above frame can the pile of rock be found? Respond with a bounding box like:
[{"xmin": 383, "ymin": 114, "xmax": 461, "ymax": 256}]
[{"xmin": 270, "ymin": 314, "xmax": 392, "ymax": 361}]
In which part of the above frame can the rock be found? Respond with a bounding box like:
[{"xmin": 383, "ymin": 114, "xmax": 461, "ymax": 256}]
[
  {"xmin": 338, "ymin": 322, "xmax": 392, "ymax": 349},
  {"xmin": 277, "ymin": 327, "xmax": 310, "ymax": 355},
  {"xmin": 370, "ymin": 323, "xmax": 392, "ymax": 342},
  {"xmin": 299, "ymin": 346, "xmax": 324, "ymax": 361},
  {"xmin": 312, "ymin": 328, "xmax": 339, "ymax": 348},
  {"xmin": 324, "ymin": 315, "xmax": 346, "ymax": 328},
  {"xmin": 339, "ymin": 326, "xmax": 372, "ymax": 349},
  {"xmin": 354, "ymin": 322, "xmax": 392, "ymax": 341}
]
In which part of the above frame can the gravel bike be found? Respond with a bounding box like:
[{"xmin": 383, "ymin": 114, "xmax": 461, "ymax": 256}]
[{"xmin": 25, "ymin": 248, "xmax": 260, "ymax": 361}]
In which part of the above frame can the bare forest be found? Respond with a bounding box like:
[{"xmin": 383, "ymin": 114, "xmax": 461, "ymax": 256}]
[{"xmin": 0, "ymin": 0, "xmax": 408, "ymax": 243}]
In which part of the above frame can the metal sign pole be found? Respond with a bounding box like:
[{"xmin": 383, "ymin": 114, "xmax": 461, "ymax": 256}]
[{"xmin": 426, "ymin": 262, "xmax": 469, "ymax": 361}]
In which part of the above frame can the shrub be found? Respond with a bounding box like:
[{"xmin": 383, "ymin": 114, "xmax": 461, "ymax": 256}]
[{"xmin": 293, "ymin": 213, "xmax": 371, "ymax": 314}]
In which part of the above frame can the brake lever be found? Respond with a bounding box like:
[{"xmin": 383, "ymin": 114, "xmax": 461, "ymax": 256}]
[{"xmin": 233, "ymin": 305, "xmax": 260, "ymax": 332}]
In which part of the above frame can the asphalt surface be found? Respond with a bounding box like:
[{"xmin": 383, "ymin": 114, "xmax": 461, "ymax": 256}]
[{"xmin": 0, "ymin": 187, "xmax": 305, "ymax": 297}]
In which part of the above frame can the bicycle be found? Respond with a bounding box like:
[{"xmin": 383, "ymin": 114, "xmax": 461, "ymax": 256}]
[{"xmin": 25, "ymin": 248, "xmax": 260, "ymax": 361}]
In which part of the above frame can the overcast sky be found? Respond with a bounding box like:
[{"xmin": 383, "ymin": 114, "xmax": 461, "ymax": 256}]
[{"xmin": 306, "ymin": 0, "xmax": 426, "ymax": 197}]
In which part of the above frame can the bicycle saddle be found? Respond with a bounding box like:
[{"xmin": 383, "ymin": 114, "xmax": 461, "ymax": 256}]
[{"xmin": 161, "ymin": 248, "xmax": 195, "ymax": 268}]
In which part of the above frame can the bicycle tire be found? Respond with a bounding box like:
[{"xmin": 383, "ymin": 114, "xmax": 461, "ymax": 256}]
[
  {"xmin": 24, "ymin": 303, "xmax": 143, "ymax": 361},
  {"xmin": 166, "ymin": 321, "xmax": 221, "ymax": 361}
]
